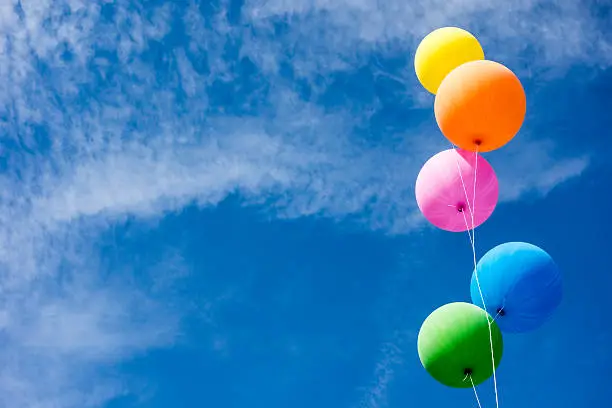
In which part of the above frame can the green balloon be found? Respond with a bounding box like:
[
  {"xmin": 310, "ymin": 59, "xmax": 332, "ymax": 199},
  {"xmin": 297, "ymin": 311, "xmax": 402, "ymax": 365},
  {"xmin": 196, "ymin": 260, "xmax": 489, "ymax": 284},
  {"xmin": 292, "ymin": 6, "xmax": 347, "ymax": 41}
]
[{"xmin": 417, "ymin": 302, "xmax": 503, "ymax": 388}]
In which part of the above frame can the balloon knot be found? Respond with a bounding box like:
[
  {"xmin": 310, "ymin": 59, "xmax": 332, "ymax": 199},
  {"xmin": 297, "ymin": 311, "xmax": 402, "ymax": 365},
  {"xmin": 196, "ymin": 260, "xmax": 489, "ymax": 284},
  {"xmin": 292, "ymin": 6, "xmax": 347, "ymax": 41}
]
[
  {"xmin": 496, "ymin": 307, "xmax": 505, "ymax": 316},
  {"xmin": 456, "ymin": 203, "xmax": 466, "ymax": 213},
  {"xmin": 473, "ymin": 138, "xmax": 482, "ymax": 146},
  {"xmin": 463, "ymin": 368, "xmax": 472, "ymax": 376}
]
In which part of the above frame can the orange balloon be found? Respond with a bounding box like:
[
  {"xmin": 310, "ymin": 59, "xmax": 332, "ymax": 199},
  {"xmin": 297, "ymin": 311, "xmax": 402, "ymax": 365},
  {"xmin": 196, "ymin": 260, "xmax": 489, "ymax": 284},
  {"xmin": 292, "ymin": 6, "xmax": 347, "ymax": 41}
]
[{"xmin": 434, "ymin": 60, "xmax": 526, "ymax": 153}]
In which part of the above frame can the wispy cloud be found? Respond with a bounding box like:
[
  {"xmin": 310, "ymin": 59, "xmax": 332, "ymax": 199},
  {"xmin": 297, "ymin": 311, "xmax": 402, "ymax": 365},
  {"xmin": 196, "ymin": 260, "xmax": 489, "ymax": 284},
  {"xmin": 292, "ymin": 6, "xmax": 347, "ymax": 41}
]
[
  {"xmin": 356, "ymin": 337, "xmax": 405, "ymax": 408},
  {"xmin": 242, "ymin": 0, "xmax": 612, "ymax": 74},
  {"xmin": 492, "ymin": 138, "xmax": 590, "ymax": 201},
  {"xmin": 0, "ymin": 218, "xmax": 186, "ymax": 407},
  {"xmin": 0, "ymin": 0, "xmax": 606, "ymax": 406}
]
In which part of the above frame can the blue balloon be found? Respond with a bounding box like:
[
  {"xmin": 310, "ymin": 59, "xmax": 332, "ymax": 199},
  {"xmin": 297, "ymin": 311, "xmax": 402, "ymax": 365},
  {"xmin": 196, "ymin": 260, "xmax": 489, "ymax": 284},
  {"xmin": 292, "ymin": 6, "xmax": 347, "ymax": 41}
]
[{"xmin": 470, "ymin": 242, "xmax": 562, "ymax": 333}]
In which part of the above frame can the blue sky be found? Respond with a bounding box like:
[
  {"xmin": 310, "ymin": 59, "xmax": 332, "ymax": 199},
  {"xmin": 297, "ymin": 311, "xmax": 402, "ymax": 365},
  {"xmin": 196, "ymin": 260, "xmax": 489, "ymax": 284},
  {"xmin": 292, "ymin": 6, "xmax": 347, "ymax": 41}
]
[{"xmin": 0, "ymin": 0, "xmax": 610, "ymax": 407}]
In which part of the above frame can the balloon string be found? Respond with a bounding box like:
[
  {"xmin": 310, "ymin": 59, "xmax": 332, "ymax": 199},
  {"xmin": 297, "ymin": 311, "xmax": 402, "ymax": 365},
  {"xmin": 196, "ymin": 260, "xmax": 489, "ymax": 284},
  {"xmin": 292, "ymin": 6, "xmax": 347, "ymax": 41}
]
[
  {"xmin": 471, "ymin": 147, "xmax": 478, "ymax": 252},
  {"xmin": 469, "ymin": 375, "xmax": 484, "ymax": 408},
  {"xmin": 452, "ymin": 147, "xmax": 475, "ymax": 244},
  {"xmin": 461, "ymin": 210, "xmax": 500, "ymax": 408},
  {"xmin": 453, "ymin": 145, "xmax": 500, "ymax": 408},
  {"xmin": 472, "ymin": 149, "xmax": 500, "ymax": 408}
]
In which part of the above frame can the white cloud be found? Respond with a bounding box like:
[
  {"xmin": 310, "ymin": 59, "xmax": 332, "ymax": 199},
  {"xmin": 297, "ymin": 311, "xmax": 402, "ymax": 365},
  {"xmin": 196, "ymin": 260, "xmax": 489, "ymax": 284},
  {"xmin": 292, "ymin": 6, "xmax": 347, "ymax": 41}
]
[
  {"xmin": 356, "ymin": 340, "xmax": 403, "ymax": 408},
  {"xmin": 491, "ymin": 137, "xmax": 590, "ymax": 201},
  {"xmin": 0, "ymin": 0, "xmax": 604, "ymax": 406},
  {"xmin": 0, "ymin": 216, "xmax": 186, "ymax": 407},
  {"xmin": 242, "ymin": 0, "xmax": 612, "ymax": 76}
]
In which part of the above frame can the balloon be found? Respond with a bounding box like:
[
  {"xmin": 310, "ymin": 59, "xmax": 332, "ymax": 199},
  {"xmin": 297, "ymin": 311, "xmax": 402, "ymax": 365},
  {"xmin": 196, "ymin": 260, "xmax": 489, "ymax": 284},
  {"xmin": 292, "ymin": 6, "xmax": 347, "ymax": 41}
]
[
  {"xmin": 418, "ymin": 302, "xmax": 503, "ymax": 388},
  {"xmin": 470, "ymin": 242, "xmax": 563, "ymax": 333},
  {"xmin": 415, "ymin": 148, "xmax": 498, "ymax": 232},
  {"xmin": 414, "ymin": 27, "xmax": 485, "ymax": 95},
  {"xmin": 434, "ymin": 60, "xmax": 526, "ymax": 153}
]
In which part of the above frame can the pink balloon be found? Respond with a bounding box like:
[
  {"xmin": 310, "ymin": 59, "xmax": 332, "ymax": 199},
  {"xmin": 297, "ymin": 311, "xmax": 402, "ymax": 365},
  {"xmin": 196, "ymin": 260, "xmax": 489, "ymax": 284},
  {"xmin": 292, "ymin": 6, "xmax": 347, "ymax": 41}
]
[{"xmin": 415, "ymin": 148, "xmax": 498, "ymax": 232}]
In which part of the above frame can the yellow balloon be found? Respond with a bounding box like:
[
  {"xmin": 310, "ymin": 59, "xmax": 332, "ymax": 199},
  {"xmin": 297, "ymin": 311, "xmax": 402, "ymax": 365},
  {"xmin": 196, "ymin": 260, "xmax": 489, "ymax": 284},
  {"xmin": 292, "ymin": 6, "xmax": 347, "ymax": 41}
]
[{"xmin": 414, "ymin": 27, "xmax": 485, "ymax": 95}]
